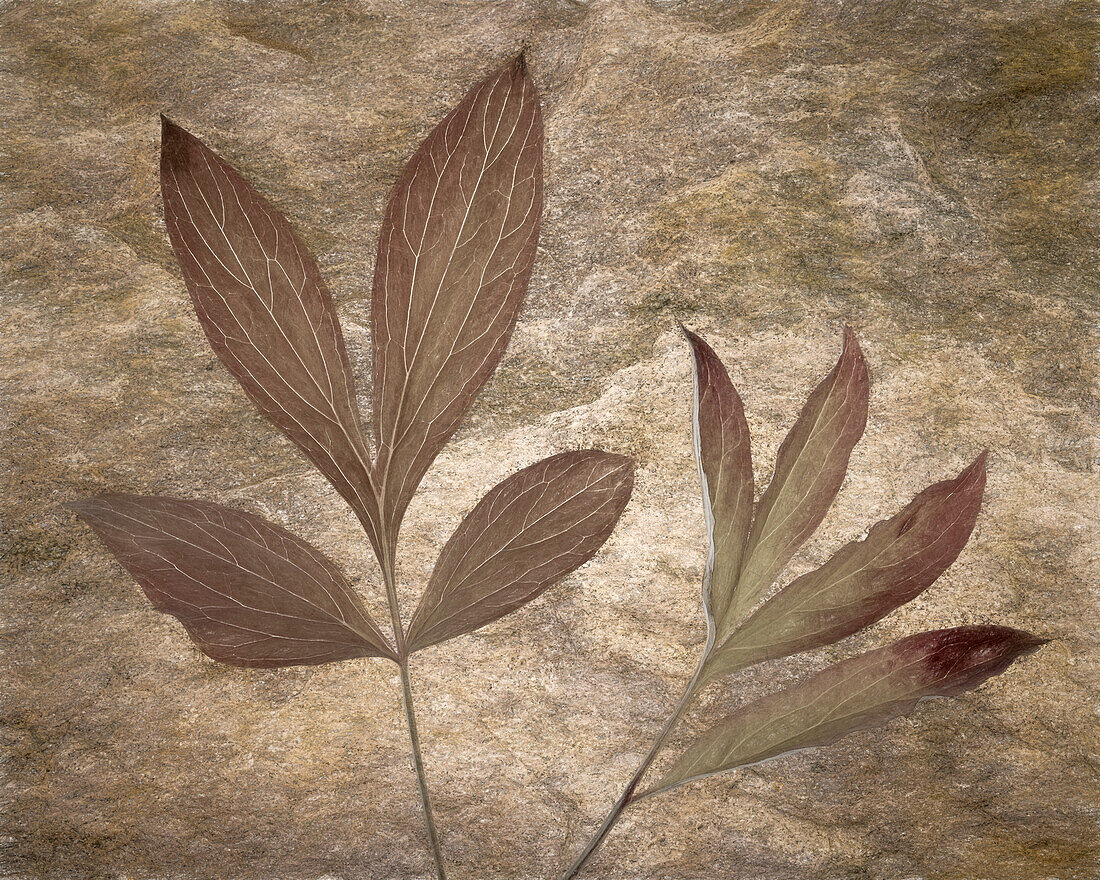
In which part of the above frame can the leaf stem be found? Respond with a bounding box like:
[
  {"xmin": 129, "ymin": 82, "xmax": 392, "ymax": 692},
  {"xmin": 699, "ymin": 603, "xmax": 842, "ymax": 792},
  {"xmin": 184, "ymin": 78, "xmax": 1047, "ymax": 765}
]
[
  {"xmin": 400, "ymin": 659, "xmax": 447, "ymax": 880},
  {"xmin": 380, "ymin": 551, "xmax": 447, "ymax": 879},
  {"xmin": 560, "ymin": 640, "xmax": 714, "ymax": 880},
  {"xmin": 379, "ymin": 545, "xmax": 408, "ymax": 657}
]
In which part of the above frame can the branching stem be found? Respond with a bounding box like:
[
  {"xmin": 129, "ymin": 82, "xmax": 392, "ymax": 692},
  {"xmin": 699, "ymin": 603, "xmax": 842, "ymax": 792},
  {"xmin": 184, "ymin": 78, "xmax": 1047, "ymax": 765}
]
[{"xmin": 561, "ymin": 639, "xmax": 715, "ymax": 880}]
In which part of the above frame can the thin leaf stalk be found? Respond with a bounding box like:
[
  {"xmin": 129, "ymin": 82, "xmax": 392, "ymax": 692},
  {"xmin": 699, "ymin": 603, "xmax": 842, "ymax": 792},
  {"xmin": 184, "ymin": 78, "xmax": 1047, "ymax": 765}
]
[
  {"xmin": 399, "ymin": 659, "xmax": 447, "ymax": 880},
  {"xmin": 381, "ymin": 550, "xmax": 447, "ymax": 880},
  {"xmin": 379, "ymin": 545, "xmax": 407, "ymax": 657},
  {"xmin": 561, "ymin": 636, "xmax": 715, "ymax": 880}
]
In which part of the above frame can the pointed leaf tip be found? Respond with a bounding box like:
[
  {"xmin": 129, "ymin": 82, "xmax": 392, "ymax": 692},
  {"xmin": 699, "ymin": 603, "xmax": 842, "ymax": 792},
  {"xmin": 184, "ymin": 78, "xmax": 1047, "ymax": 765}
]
[
  {"xmin": 957, "ymin": 450, "xmax": 989, "ymax": 488},
  {"xmin": 837, "ymin": 325, "xmax": 867, "ymax": 381},
  {"xmin": 514, "ymin": 49, "xmax": 528, "ymax": 74},
  {"xmin": 910, "ymin": 625, "xmax": 1048, "ymax": 692},
  {"xmin": 159, "ymin": 115, "xmax": 190, "ymax": 150}
]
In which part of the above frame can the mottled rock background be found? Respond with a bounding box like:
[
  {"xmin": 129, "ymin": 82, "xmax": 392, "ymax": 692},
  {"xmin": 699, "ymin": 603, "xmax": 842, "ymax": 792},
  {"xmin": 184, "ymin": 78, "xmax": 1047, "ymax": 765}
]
[{"xmin": 2, "ymin": 1, "xmax": 1097, "ymax": 878}]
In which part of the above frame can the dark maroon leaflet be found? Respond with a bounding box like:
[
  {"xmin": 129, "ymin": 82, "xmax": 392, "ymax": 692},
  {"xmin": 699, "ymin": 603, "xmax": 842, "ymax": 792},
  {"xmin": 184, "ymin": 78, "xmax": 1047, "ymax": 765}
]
[
  {"xmin": 70, "ymin": 494, "xmax": 395, "ymax": 666},
  {"xmin": 371, "ymin": 55, "xmax": 543, "ymax": 552},
  {"xmin": 159, "ymin": 119, "xmax": 382, "ymax": 552},
  {"xmin": 407, "ymin": 451, "xmax": 634, "ymax": 653}
]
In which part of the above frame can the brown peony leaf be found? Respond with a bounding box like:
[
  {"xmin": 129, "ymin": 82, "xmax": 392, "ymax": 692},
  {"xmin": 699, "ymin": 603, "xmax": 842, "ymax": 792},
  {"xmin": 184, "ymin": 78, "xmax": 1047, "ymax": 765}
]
[
  {"xmin": 702, "ymin": 452, "xmax": 989, "ymax": 684},
  {"xmin": 648, "ymin": 625, "xmax": 1045, "ymax": 798},
  {"xmin": 682, "ymin": 326, "xmax": 754, "ymax": 639},
  {"xmin": 407, "ymin": 451, "xmax": 634, "ymax": 653},
  {"xmin": 724, "ymin": 326, "xmax": 869, "ymax": 634},
  {"xmin": 371, "ymin": 55, "xmax": 543, "ymax": 552},
  {"xmin": 159, "ymin": 119, "xmax": 382, "ymax": 552},
  {"xmin": 69, "ymin": 495, "xmax": 395, "ymax": 666}
]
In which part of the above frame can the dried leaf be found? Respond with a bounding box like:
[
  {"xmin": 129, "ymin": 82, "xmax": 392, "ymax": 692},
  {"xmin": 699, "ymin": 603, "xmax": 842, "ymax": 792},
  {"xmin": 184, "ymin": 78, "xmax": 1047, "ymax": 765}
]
[
  {"xmin": 702, "ymin": 453, "xmax": 988, "ymax": 684},
  {"xmin": 649, "ymin": 626, "xmax": 1045, "ymax": 797},
  {"xmin": 682, "ymin": 326, "xmax": 754, "ymax": 637},
  {"xmin": 69, "ymin": 495, "xmax": 395, "ymax": 666},
  {"xmin": 725, "ymin": 326, "xmax": 869, "ymax": 633},
  {"xmin": 407, "ymin": 451, "xmax": 634, "ymax": 653},
  {"xmin": 371, "ymin": 55, "xmax": 543, "ymax": 550},
  {"xmin": 160, "ymin": 119, "xmax": 382, "ymax": 550}
]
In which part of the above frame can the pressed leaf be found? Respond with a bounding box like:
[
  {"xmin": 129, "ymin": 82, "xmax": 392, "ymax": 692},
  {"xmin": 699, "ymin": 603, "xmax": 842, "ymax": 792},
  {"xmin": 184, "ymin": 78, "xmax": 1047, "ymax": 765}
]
[
  {"xmin": 371, "ymin": 55, "xmax": 543, "ymax": 550},
  {"xmin": 407, "ymin": 451, "xmax": 634, "ymax": 653},
  {"xmin": 725, "ymin": 326, "xmax": 869, "ymax": 633},
  {"xmin": 702, "ymin": 452, "xmax": 989, "ymax": 684},
  {"xmin": 682, "ymin": 326, "xmax": 754, "ymax": 636},
  {"xmin": 159, "ymin": 119, "xmax": 382, "ymax": 551},
  {"xmin": 649, "ymin": 625, "xmax": 1046, "ymax": 797},
  {"xmin": 69, "ymin": 494, "xmax": 395, "ymax": 666}
]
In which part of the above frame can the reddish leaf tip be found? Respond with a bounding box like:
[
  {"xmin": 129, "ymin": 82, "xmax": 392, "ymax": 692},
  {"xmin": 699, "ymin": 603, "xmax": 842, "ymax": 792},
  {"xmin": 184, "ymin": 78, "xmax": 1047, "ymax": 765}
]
[
  {"xmin": 583, "ymin": 448, "xmax": 636, "ymax": 489},
  {"xmin": 958, "ymin": 450, "xmax": 990, "ymax": 487},
  {"xmin": 680, "ymin": 324, "xmax": 716, "ymax": 362},
  {"xmin": 610, "ymin": 451, "xmax": 636, "ymax": 483},
  {"xmin": 1000, "ymin": 627, "xmax": 1051, "ymax": 651},
  {"xmin": 159, "ymin": 114, "xmax": 185, "ymax": 142},
  {"xmin": 905, "ymin": 625, "xmax": 1048, "ymax": 691},
  {"xmin": 65, "ymin": 495, "xmax": 111, "ymax": 519},
  {"xmin": 996, "ymin": 625, "xmax": 1049, "ymax": 652},
  {"xmin": 837, "ymin": 325, "xmax": 870, "ymax": 399},
  {"xmin": 64, "ymin": 499, "xmax": 95, "ymax": 525},
  {"xmin": 839, "ymin": 324, "xmax": 864, "ymax": 362},
  {"xmin": 159, "ymin": 116, "xmax": 197, "ymax": 169}
]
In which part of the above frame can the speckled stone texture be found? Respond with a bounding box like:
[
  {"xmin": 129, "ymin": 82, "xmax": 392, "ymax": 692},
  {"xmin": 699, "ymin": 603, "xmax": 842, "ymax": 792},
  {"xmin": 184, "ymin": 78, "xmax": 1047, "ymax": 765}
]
[{"xmin": 2, "ymin": 1, "xmax": 1096, "ymax": 878}]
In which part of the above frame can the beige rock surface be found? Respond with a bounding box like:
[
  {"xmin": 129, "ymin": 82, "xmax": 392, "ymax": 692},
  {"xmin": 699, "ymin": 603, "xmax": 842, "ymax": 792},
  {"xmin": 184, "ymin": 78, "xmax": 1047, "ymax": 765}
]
[{"xmin": 1, "ymin": 1, "xmax": 1097, "ymax": 878}]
